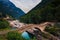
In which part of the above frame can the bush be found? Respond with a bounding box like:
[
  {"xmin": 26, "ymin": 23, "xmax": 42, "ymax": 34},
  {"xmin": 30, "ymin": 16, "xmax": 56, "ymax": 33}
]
[
  {"xmin": 7, "ymin": 31, "xmax": 25, "ymax": 40},
  {"xmin": 0, "ymin": 19, "xmax": 10, "ymax": 29},
  {"xmin": 7, "ymin": 31, "xmax": 37, "ymax": 40},
  {"xmin": 45, "ymin": 25, "xmax": 60, "ymax": 36}
]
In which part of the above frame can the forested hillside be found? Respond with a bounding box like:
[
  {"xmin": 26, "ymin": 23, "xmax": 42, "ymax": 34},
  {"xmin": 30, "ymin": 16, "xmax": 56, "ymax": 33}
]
[{"xmin": 20, "ymin": 0, "xmax": 60, "ymax": 24}]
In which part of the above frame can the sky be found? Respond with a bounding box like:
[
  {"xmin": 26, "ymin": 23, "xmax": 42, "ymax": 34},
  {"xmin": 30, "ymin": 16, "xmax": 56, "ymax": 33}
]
[{"xmin": 9, "ymin": 0, "xmax": 42, "ymax": 13}]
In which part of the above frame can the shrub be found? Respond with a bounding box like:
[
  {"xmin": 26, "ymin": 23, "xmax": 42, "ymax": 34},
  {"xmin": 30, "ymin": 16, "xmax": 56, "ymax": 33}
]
[
  {"xmin": 7, "ymin": 31, "xmax": 25, "ymax": 40},
  {"xmin": 0, "ymin": 19, "xmax": 10, "ymax": 29}
]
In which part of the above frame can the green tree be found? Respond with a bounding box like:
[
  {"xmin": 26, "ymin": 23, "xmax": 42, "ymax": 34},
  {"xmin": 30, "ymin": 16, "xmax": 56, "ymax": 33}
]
[
  {"xmin": 7, "ymin": 31, "xmax": 25, "ymax": 40},
  {"xmin": 0, "ymin": 19, "xmax": 10, "ymax": 29},
  {"xmin": 20, "ymin": 0, "xmax": 60, "ymax": 24}
]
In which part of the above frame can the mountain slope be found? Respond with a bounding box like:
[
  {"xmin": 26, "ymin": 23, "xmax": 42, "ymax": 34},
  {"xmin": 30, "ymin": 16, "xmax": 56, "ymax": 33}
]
[
  {"xmin": 20, "ymin": 0, "xmax": 60, "ymax": 24},
  {"xmin": 0, "ymin": 0, "xmax": 25, "ymax": 19}
]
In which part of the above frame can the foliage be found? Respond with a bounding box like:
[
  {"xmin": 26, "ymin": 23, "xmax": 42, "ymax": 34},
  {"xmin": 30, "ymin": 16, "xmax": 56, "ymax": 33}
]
[
  {"xmin": 20, "ymin": 0, "xmax": 60, "ymax": 24},
  {"xmin": 0, "ymin": 19, "xmax": 10, "ymax": 29},
  {"xmin": 45, "ymin": 26, "xmax": 56, "ymax": 34},
  {"xmin": 7, "ymin": 31, "xmax": 36, "ymax": 40},
  {"xmin": 7, "ymin": 31, "xmax": 25, "ymax": 40},
  {"xmin": 45, "ymin": 25, "xmax": 60, "ymax": 36},
  {"xmin": 31, "ymin": 37, "xmax": 36, "ymax": 40}
]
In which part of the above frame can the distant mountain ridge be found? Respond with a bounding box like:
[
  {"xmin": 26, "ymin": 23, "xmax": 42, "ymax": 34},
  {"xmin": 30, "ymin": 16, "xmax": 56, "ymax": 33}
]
[
  {"xmin": 0, "ymin": 0, "xmax": 25, "ymax": 19},
  {"xmin": 0, "ymin": 0, "xmax": 53, "ymax": 19}
]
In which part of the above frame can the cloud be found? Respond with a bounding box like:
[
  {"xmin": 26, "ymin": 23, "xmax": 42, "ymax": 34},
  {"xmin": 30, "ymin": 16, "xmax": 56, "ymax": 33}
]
[{"xmin": 9, "ymin": 0, "xmax": 42, "ymax": 13}]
